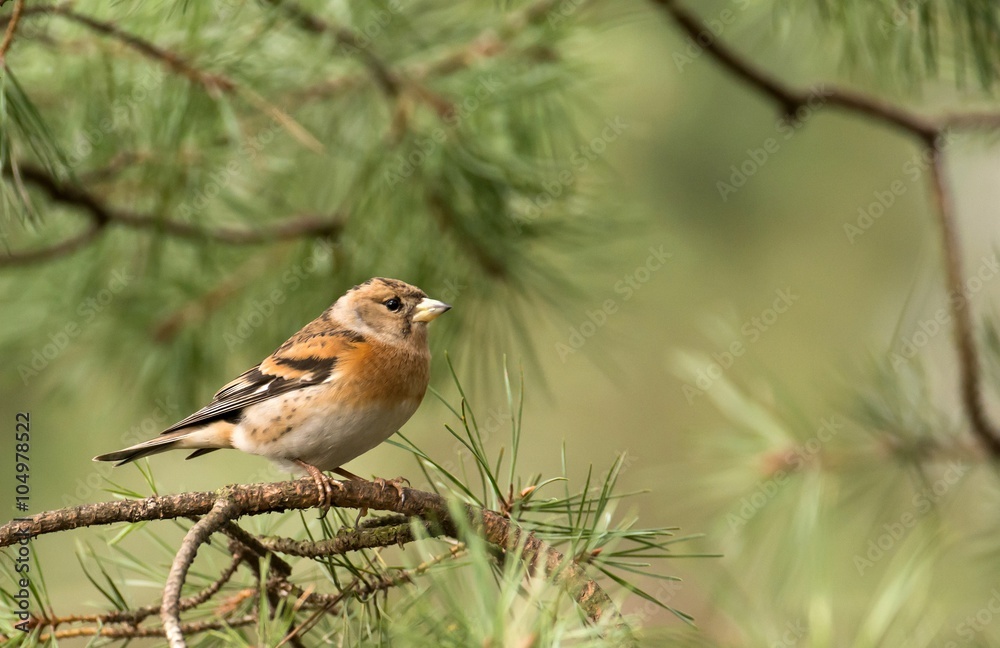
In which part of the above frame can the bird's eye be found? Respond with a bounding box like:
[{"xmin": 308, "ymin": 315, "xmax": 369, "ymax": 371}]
[{"xmin": 384, "ymin": 297, "xmax": 402, "ymax": 312}]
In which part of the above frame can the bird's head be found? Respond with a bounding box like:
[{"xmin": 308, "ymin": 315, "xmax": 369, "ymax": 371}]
[{"xmin": 329, "ymin": 277, "xmax": 451, "ymax": 345}]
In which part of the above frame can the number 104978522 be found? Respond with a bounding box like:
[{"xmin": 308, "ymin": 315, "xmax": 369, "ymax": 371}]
[{"xmin": 14, "ymin": 412, "xmax": 29, "ymax": 513}]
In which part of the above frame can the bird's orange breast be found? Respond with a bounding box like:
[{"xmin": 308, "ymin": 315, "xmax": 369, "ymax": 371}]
[{"xmin": 335, "ymin": 340, "xmax": 430, "ymax": 408}]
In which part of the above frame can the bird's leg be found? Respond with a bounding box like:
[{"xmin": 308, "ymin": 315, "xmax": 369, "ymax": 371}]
[
  {"xmin": 294, "ymin": 459, "xmax": 343, "ymax": 517},
  {"xmin": 333, "ymin": 467, "xmax": 364, "ymax": 482}
]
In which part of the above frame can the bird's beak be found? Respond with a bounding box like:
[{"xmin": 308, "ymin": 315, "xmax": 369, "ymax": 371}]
[{"xmin": 412, "ymin": 298, "xmax": 452, "ymax": 322}]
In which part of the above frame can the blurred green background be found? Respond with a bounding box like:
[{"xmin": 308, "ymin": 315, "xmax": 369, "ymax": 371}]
[{"xmin": 3, "ymin": 0, "xmax": 1000, "ymax": 645}]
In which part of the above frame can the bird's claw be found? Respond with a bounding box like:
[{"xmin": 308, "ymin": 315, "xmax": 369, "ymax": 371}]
[
  {"xmin": 295, "ymin": 460, "xmax": 343, "ymax": 518},
  {"xmin": 373, "ymin": 476, "xmax": 409, "ymax": 504}
]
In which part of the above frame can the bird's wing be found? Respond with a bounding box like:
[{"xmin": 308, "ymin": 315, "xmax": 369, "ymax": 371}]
[{"xmin": 161, "ymin": 329, "xmax": 366, "ymax": 434}]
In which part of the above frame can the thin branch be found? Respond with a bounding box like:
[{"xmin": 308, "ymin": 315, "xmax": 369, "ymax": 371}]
[
  {"xmin": 277, "ymin": 543, "xmax": 467, "ymax": 647},
  {"xmin": 262, "ymin": 0, "xmax": 459, "ymax": 125},
  {"xmin": 163, "ymin": 498, "xmax": 238, "ymax": 648},
  {"xmin": 258, "ymin": 520, "xmax": 434, "ymax": 557},
  {"xmin": 263, "ymin": 0, "xmax": 401, "ymax": 98},
  {"xmin": 292, "ymin": 0, "xmax": 571, "ymax": 107},
  {"xmin": 0, "ymin": 478, "xmax": 628, "ymax": 629},
  {"xmin": 0, "ymin": 220, "xmax": 104, "ymax": 267},
  {"xmin": 651, "ymin": 0, "xmax": 1000, "ymax": 455},
  {"xmin": 409, "ymin": 0, "xmax": 570, "ymax": 81},
  {"xmin": 0, "ymin": 0, "xmax": 24, "ymax": 64},
  {"xmin": 927, "ymin": 145, "xmax": 1000, "ymax": 454},
  {"xmin": 220, "ymin": 519, "xmax": 294, "ymax": 579},
  {"xmin": 30, "ymin": 553, "xmax": 244, "ymax": 630},
  {"xmin": 0, "ymin": 164, "xmax": 344, "ymax": 265},
  {"xmin": 652, "ymin": 0, "xmax": 940, "ymax": 141},
  {"xmin": 46, "ymin": 6, "xmax": 232, "ymax": 92},
  {"xmin": 35, "ymin": 615, "xmax": 257, "ymax": 641},
  {"xmin": 3, "ymin": 5, "xmax": 322, "ymax": 151}
]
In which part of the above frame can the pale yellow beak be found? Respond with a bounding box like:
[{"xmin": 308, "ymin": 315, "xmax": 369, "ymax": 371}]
[{"xmin": 412, "ymin": 298, "xmax": 452, "ymax": 323}]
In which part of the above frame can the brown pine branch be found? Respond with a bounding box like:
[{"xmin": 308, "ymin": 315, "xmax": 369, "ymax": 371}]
[
  {"xmin": 29, "ymin": 553, "xmax": 244, "ymax": 631},
  {"xmin": 648, "ymin": 0, "xmax": 1000, "ymax": 140},
  {"xmin": 258, "ymin": 520, "xmax": 435, "ymax": 557},
  {"xmin": 263, "ymin": 0, "xmax": 402, "ymax": 98},
  {"xmin": 927, "ymin": 145, "xmax": 1000, "ymax": 455},
  {"xmin": 163, "ymin": 498, "xmax": 239, "ymax": 648},
  {"xmin": 651, "ymin": 0, "xmax": 1000, "ymax": 456},
  {"xmin": 219, "ymin": 519, "xmax": 294, "ymax": 579},
  {"xmin": 36, "ymin": 614, "xmax": 257, "ymax": 641},
  {"xmin": 0, "ymin": 164, "xmax": 344, "ymax": 266},
  {"xmin": 0, "ymin": 477, "xmax": 629, "ymax": 633},
  {"xmin": 0, "ymin": 220, "xmax": 105, "ymax": 267},
  {"xmin": 409, "ymin": 0, "xmax": 570, "ymax": 81},
  {"xmin": 0, "ymin": 0, "xmax": 24, "ymax": 64},
  {"xmin": 1, "ymin": 5, "xmax": 322, "ymax": 151},
  {"xmin": 293, "ymin": 0, "xmax": 571, "ymax": 107},
  {"xmin": 262, "ymin": 0, "xmax": 454, "ymax": 121},
  {"xmin": 42, "ymin": 6, "xmax": 232, "ymax": 93}
]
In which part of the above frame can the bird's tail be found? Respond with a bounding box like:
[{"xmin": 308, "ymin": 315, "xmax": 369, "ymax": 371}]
[{"xmin": 93, "ymin": 422, "xmax": 231, "ymax": 466}]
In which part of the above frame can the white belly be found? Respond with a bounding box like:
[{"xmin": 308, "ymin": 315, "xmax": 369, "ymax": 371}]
[{"xmin": 230, "ymin": 386, "xmax": 421, "ymax": 472}]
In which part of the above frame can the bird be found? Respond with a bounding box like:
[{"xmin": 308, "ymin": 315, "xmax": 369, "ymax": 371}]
[{"xmin": 94, "ymin": 277, "xmax": 451, "ymax": 512}]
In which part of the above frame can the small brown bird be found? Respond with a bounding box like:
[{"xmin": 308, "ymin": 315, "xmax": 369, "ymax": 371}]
[{"xmin": 94, "ymin": 277, "xmax": 451, "ymax": 508}]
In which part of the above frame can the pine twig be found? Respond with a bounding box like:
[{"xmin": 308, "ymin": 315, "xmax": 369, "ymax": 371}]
[
  {"xmin": 0, "ymin": 0, "xmax": 24, "ymax": 64},
  {"xmin": 162, "ymin": 497, "xmax": 238, "ymax": 648},
  {"xmin": 263, "ymin": 0, "xmax": 401, "ymax": 98},
  {"xmin": 28, "ymin": 552, "xmax": 244, "ymax": 631},
  {"xmin": 219, "ymin": 519, "xmax": 294, "ymax": 579},
  {"xmin": 927, "ymin": 144, "xmax": 1000, "ymax": 455},
  {"xmin": 36, "ymin": 615, "xmax": 257, "ymax": 641},
  {"xmin": 257, "ymin": 520, "xmax": 435, "ymax": 557},
  {"xmin": 263, "ymin": 0, "xmax": 454, "ymax": 120},
  {"xmin": 0, "ymin": 163, "xmax": 344, "ymax": 266},
  {"xmin": 1, "ymin": 4, "xmax": 322, "ymax": 151},
  {"xmin": 276, "ymin": 542, "xmax": 467, "ymax": 647}
]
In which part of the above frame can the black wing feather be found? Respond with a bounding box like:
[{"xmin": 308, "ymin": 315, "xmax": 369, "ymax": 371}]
[{"xmin": 161, "ymin": 362, "xmax": 333, "ymax": 434}]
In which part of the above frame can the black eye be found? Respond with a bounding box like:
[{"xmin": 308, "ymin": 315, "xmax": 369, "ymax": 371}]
[{"xmin": 384, "ymin": 297, "xmax": 402, "ymax": 312}]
